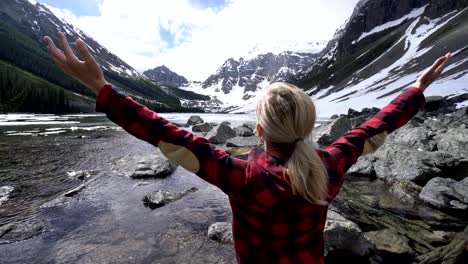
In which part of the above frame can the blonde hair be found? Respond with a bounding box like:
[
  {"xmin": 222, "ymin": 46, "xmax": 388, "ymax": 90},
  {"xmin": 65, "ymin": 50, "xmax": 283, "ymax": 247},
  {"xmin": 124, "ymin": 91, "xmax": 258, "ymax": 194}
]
[{"xmin": 256, "ymin": 82, "xmax": 328, "ymax": 205}]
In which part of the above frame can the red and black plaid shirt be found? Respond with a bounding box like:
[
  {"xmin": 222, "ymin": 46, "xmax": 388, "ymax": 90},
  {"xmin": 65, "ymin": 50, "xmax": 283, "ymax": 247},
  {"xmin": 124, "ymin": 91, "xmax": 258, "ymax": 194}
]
[{"xmin": 96, "ymin": 84, "xmax": 426, "ymax": 263}]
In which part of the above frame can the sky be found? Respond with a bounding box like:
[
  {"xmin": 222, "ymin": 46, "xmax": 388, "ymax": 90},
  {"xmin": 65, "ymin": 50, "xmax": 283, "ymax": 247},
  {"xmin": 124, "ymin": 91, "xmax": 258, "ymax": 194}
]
[{"xmin": 31, "ymin": 0, "xmax": 359, "ymax": 81}]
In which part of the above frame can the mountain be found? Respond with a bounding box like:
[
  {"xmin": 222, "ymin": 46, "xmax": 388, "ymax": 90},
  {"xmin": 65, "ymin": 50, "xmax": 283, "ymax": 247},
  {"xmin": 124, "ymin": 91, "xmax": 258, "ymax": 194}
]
[
  {"xmin": 0, "ymin": 0, "xmax": 208, "ymax": 113},
  {"xmin": 144, "ymin": 65, "xmax": 189, "ymax": 88},
  {"xmin": 183, "ymin": 44, "xmax": 325, "ymax": 110},
  {"xmin": 286, "ymin": 0, "xmax": 468, "ymax": 117}
]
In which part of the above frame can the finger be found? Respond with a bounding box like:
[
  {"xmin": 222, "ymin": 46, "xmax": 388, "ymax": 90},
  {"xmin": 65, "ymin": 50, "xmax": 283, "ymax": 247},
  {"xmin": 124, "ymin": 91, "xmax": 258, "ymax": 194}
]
[
  {"xmin": 52, "ymin": 56, "xmax": 76, "ymax": 78},
  {"xmin": 427, "ymin": 56, "xmax": 449, "ymax": 75},
  {"xmin": 434, "ymin": 53, "xmax": 451, "ymax": 76},
  {"xmin": 76, "ymin": 39, "xmax": 96, "ymax": 63},
  {"xmin": 58, "ymin": 32, "xmax": 79, "ymax": 63},
  {"xmin": 44, "ymin": 36, "xmax": 67, "ymax": 63}
]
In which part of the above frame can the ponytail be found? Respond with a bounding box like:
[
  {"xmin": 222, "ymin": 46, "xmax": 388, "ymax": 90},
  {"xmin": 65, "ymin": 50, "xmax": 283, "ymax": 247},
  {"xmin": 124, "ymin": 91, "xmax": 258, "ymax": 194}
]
[
  {"xmin": 256, "ymin": 82, "xmax": 328, "ymax": 205},
  {"xmin": 287, "ymin": 140, "xmax": 328, "ymax": 205}
]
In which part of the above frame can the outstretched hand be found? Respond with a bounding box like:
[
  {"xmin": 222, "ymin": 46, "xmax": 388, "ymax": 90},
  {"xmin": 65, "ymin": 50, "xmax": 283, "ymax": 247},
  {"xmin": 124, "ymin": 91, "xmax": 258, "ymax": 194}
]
[
  {"xmin": 44, "ymin": 32, "xmax": 107, "ymax": 95},
  {"xmin": 413, "ymin": 53, "xmax": 451, "ymax": 92}
]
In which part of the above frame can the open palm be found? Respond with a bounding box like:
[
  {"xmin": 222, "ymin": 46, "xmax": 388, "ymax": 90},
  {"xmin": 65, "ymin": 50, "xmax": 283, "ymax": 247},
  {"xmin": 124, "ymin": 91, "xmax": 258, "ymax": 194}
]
[
  {"xmin": 44, "ymin": 32, "xmax": 107, "ymax": 95},
  {"xmin": 414, "ymin": 53, "xmax": 451, "ymax": 92}
]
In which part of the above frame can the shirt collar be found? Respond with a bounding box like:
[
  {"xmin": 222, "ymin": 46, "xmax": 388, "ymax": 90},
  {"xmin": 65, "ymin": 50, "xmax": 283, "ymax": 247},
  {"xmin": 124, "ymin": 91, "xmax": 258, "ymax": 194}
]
[{"xmin": 248, "ymin": 146, "xmax": 287, "ymax": 176}]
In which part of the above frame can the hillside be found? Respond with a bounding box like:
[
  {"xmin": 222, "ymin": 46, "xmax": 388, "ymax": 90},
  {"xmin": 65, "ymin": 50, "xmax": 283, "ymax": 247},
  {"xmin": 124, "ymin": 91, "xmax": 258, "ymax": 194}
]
[{"xmin": 0, "ymin": 0, "xmax": 207, "ymax": 114}]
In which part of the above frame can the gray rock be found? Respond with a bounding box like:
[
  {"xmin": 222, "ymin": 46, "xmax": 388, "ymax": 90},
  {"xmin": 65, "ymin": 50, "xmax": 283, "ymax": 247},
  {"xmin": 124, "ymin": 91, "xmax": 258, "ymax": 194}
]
[
  {"xmin": 452, "ymin": 107, "xmax": 468, "ymax": 118},
  {"xmin": 207, "ymin": 222, "xmax": 233, "ymax": 243},
  {"xmin": 226, "ymin": 136, "xmax": 259, "ymax": 148},
  {"xmin": 234, "ymin": 126, "xmax": 254, "ymax": 137},
  {"xmin": 314, "ymin": 116, "xmax": 352, "ymax": 145},
  {"xmin": 131, "ymin": 155, "xmax": 178, "ymax": 179},
  {"xmin": 330, "ymin": 114, "xmax": 339, "ymax": 119},
  {"xmin": 424, "ymin": 96, "xmax": 444, "ymax": 111},
  {"xmin": 350, "ymin": 115, "xmax": 367, "ymax": 128},
  {"xmin": 390, "ymin": 124, "xmax": 435, "ymax": 151},
  {"xmin": 173, "ymin": 122, "xmax": 189, "ymax": 128},
  {"xmin": 365, "ymin": 229, "xmax": 413, "ymax": 256},
  {"xmin": 324, "ymin": 210, "xmax": 374, "ymax": 256},
  {"xmin": 192, "ymin": 123, "xmax": 213, "ymax": 133},
  {"xmin": 187, "ymin": 115, "xmax": 204, "ymax": 126},
  {"xmin": 373, "ymin": 146, "xmax": 466, "ymax": 185},
  {"xmin": 388, "ymin": 180, "xmax": 422, "ymax": 205},
  {"xmin": 346, "ymin": 156, "xmax": 376, "ymax": 178},
  {"xmin": 142, "ymin": 187, "xmax": 198, "ymax": 209},
  {"xmin": 419, "ymin": 177, "xmax": 468, "ymax": 210},
  {"xmin": 63, "ymin": 184, "xmax": 86, "ymax": 197},
  {"xmin": 434, "ymin": 125, "xmax": 468, "ymax": 157},
  {"xmin": 206, "ymin": 122, "xmax": 236, "ymax": 144},
  {"xmin": 243, "ymin": 122, "xmax": 256, "ymax": 132},
  {"xmin": 209, "ymin": 122, "xmax": 218, "ymax": 126}
]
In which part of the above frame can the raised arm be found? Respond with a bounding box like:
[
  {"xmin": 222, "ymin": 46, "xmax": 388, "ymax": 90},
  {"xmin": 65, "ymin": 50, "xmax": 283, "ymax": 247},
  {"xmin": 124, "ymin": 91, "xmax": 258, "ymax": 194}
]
[
  {"xmin": 325, "ymin": 54, "xmax": 451, "ymax": 199},
  {"xmin": 44, "ymin": 32, "xmax": 248, "ymax": 196}
]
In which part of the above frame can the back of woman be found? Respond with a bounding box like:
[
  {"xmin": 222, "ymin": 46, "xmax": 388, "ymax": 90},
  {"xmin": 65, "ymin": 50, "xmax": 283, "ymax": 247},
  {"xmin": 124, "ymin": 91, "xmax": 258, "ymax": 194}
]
[{"xmin": 43, "ymin": 33, "xmax": 451, "ymax": 264}]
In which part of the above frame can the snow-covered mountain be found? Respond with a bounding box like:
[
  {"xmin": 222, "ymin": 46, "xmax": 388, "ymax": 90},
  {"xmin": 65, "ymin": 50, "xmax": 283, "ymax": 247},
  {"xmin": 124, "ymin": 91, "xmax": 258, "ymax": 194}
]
[
  {"xmin": 144, "ymin": 65, "xmax": 189, "ymax": 88},
  {"xmin": 181, "ymin": 43, "xmax": 325, "ymax": 111},
  {"xmin": 284, "ymin": 0, "xmax": 468, "ymax": 117}
]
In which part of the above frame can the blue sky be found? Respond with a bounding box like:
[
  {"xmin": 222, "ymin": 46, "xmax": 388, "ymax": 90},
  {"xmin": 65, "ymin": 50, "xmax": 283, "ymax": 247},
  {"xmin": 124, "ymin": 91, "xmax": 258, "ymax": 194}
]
[
  {"xmin": 39, "ymin": 0, "xmax": 102, "ymax": 16},
  {"xmin": 38, "ymin": 0, "xmax": 359, "ymax": 80}
]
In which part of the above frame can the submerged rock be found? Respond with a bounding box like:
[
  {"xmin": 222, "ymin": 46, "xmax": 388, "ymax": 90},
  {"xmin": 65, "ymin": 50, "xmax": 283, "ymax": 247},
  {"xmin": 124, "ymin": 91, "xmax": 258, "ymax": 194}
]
[
  {"xmin": 206, "ymin": 122, "xmax": 236, "ymax": 144},
  {"xmin": 324, "ymin": 210, "xmax": 374, "ymax": 257},
  {"xmin": 142, "ymin": 187, "xmax": 198, "ymax": 209},
  {"xmin": 192, "ymin": 123, "xmax": 213, "ymax": 133},
  {"xmin": 187, "ymin": 116, "xmax": 204, "ymax": 126},
  {"xmin": 207, "ymin": 222, "xmax": 233, "ymax": 244},
  {"xmin": 314, "ymin": 116, "xmax": 352, "ymax": 145},
  {"xmin": 226, "ymin": 136, "xmax": 259, "ymax": 148},
  {"xmin": 131, "ymin": 155, "xmax": 178, "ymax": 179},
  {"xmin": 419, "ymin": 177, "xmax": 468, "ymax": 210}
]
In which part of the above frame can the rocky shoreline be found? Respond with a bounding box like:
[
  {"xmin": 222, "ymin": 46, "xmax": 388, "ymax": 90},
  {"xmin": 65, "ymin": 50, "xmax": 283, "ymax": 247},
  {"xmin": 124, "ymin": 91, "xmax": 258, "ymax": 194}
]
[{"xmin": 134, "ymin": 93, "xmax": 467, "ymax": 263}]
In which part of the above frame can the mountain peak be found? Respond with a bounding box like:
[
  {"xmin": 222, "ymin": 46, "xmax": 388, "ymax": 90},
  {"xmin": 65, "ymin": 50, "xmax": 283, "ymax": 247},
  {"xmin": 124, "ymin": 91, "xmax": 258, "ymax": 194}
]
[{"xmin": 143, "ymin": 65, "xmax": 189, "ymax": 88}]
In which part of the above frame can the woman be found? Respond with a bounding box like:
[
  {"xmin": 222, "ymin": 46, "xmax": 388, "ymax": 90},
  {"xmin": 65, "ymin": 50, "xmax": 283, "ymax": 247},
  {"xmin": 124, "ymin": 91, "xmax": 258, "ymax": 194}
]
[{"xmin": 44, "ymin": 32, "xmax": 451, "ymax": 263}]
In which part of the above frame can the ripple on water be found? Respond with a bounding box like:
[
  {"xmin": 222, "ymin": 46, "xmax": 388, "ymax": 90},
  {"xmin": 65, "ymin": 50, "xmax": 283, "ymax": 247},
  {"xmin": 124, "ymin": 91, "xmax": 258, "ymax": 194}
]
[{"xmin": 0, "ymin": 186, "xmax": 14, "ymax": 206}]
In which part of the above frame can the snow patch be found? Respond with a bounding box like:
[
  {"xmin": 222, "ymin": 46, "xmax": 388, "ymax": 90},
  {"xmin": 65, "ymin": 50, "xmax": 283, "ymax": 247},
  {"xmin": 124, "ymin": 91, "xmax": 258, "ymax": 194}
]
[{"xmin": 356, "ymin": 5, "xmax": 427, "ymax": 43}]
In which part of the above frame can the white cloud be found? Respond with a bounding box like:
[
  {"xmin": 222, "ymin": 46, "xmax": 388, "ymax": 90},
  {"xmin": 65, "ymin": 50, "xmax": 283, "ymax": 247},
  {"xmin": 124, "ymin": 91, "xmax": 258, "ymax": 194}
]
[{"xmin": 43, "ymin": 0, "xmax": 359, "ymax": 81}]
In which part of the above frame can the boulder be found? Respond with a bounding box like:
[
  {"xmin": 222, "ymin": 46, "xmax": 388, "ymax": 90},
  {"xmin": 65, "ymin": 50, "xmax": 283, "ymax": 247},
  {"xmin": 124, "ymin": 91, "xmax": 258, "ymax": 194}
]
[
  {"xmin": 433, "ymin": 125, "xmax": 468, "ymax": 157},
  {"xmin": 192, "ymin": 123, "xmax": 213, "ymax": 133},
  {"xmin": 346, "ymin": 156, "xmax": 376, "ymax": 179},
  {"xmin": 419, "ymin": 177, "xmax": 468, "ymax": 210},
  {"xmin": 131, "ymin": 156, "xmax": 178, "ymax": 179},
  {"xmin": 209, "ymin": 122, "xmax": 218, "ymax": 126},
  {"xmin": 389, "ymin": 124, "xmax": 436, "ymax": 151},
  {"xmin": 424, "ymin": 96, "xmax": 444, "ymax": 111},
  {"xmin": 330, "ymin": 114, "xmax": 339, "ymax": 119},
  {"xmin": 234, "ymin": 126, "xmax": 254, "ymax": 137},
  {"xmin": 187, "ymin": 115, "xmax": 204, "ymax": 126},
  {"xmin": 388, "ymin": 180, "xmax": 422, "ymax": 205},
  {"xmin": 365, "ymin": 229, "xmax": 413, "ymax": 256},
  {"xmin": 314, "ymin": 116, "xmax": 352, "ymax": 145},
  {"xmin": 242, "ymin": 122, "xmax": 256, "ymax": 132},
  {"xmin": 373, "ymin": 146, "xmax": 466, "ymax": 185},
  {"xmin": 206, "ymin": 122, "xmax": 236, "ymax": 144},
  {"xmin": 226, "ymin": 136, "xmax": 259, "ymax": 148},
  {"xmin": 324, "ymin": 210, "xmax": 374, "ymax": 256},
  {"xmin": 350, "ymin": 116, "xmax": 367, "ymax": 128},
  {"xmin": 347, "ymin": 108, "xmax": 360, "ymax": 118},
  {"xmin": 207, "ymin": 222, "xmax": 233, "ymax": 243},
  {"xmin": 452, "ymin": 106, "xmax": 468, "ymax": 118},
  {"xmin": 142, "ymin": 187, "xmax": 198, "ymax": 209}
]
